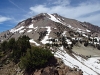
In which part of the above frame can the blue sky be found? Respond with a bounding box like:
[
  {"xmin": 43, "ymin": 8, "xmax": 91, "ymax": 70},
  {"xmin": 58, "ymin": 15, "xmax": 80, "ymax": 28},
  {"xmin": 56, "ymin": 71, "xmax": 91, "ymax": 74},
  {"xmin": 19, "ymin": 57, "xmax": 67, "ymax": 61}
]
[{"xmin": 0, "ymin": 0, "xmax": 100, "ymax": 32}]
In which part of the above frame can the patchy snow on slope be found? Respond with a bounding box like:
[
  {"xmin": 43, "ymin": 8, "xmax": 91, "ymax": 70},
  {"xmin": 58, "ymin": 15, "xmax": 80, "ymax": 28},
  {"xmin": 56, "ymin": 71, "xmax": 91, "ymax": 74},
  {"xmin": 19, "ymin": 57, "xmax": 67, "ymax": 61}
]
[
  {"xmin": 34, "ymin": 26, "xmax": 38, "ymax": 31},
  {"xmin": 67, "ymin": 24, "xmax": 75, "ymax": 30},
  {"xmin": 66, "ymin": 39, "xmax": 72, "ymax": 44},
  {"xmin": 28, "ymin": 24, "xmax": 33, "ymax": 28},
  {"xmin": 54, "ymin": 46, "xmax": 99, "ymax": 75},
  {"xmin": 74, "ymin": 54, "xmax": 100, "ymax": 74},
  {"xmin": 10, "ymin": 28, "xmax": 15, "ymax": 33},
  {"xmin": 86, "ymin": 29, "xmax": 91, "ymax": 32},
  {"xmin": 10, "ymin": 26, "xmax": 24, "ymax": 33},
  {"xmin": 57, "ymin": 17, "xmax": 62, "ymax": 21},
  {"xmin": 16, "ymin": 26, "xmax": 24, "ymax": 31},
  {"xmin": 48, "ymin": 14, "xmax": 62, "ymax": 23},
  {"xmin": 19, "ymin": 29, "xmax": 25, "ymax": 33},
  {"xmin": 82, "ymin": 34, "xmax": 88, "ymax": 38},
  {"xmin": 29, "ymin": 39, "xmax": 40, "ymax": 46},
  {"xmin": 27, "ymin": 30, "xmax": 32, "ymax": 33},
  {"xmin": 27, "ymin": 24, "xmax": 38, "ymax": 31},
  {"xmin": 54, "ymin": 28, "xmax": 57, "ymax": 29},
  {"xmin": 41, "ymin": 26, "xmax": 51, "ymax": 44},
  {"xmin": 94, "ymin": 37, "xmax": 100, "ymax": 42},
  {"xmin": 62, "ymin": 31, "xmax": 67, "ymax": 36}
]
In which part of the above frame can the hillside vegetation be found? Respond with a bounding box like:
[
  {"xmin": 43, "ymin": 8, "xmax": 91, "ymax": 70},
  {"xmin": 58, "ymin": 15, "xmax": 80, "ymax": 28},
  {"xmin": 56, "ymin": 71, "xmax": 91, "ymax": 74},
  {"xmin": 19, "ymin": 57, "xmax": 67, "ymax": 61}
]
[{"xmin": 0, "ymin": 35, "xmax": 54, "ymax": 74}]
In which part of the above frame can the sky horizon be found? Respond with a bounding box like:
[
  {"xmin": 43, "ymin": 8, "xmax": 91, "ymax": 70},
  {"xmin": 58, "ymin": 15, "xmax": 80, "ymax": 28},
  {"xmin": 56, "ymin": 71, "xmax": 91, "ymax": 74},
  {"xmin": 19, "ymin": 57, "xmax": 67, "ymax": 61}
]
[{"xmin": 0, "ymin": 0, "xmax": 100, "ymax": 32}]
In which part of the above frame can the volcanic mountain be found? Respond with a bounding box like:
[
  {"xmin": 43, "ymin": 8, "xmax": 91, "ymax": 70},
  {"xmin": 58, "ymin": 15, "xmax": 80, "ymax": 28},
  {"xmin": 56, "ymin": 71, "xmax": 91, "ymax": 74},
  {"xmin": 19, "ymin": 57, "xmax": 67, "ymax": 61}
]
[{"xmin": 0, "ymin": 13, "xmax": 100, "ymax": 75}]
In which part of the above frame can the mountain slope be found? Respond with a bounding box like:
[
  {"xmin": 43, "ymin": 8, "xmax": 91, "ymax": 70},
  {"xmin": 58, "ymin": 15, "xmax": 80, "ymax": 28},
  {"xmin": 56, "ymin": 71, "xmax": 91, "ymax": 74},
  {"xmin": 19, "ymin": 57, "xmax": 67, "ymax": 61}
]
[{"xmin": 0, "ymin": 13, "xmax": 100, "ymax": 75}]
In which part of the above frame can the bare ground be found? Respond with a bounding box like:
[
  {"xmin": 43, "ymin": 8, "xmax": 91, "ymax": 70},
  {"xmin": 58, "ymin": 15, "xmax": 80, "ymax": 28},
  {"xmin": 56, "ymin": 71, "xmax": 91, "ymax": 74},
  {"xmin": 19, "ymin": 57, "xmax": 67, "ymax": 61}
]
[{"xmin": 72, "ymin": 44, "xmax": 100, "ymax": 57}]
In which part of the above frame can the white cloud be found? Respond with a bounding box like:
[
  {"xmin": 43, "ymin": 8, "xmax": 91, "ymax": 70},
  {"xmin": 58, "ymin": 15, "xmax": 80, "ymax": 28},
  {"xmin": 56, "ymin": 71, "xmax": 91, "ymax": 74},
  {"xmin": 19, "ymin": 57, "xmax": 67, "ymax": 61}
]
[
  {"xmin": 26, "ymin": 0, "xmax": 100, "ymax": 26},
  {"xmin": 30, "ymin": 5, "xmax": 49, "ymax": 14},
  {"xmin": 0, "ymin": 16, "xmax": 11, "ymax": 23},
  {"xmin": 52, "ymin": 0, "xmax": 70, "ymax": 6},
  {"xmin": 78, "ymin": 13, "xmax": 100, "ymax": 25}
]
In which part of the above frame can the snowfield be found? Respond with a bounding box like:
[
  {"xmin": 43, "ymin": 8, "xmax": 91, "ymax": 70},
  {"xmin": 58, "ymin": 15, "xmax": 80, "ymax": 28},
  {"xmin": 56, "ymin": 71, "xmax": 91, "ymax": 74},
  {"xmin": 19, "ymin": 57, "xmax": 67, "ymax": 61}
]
[
  {"xmin": 54, "ymin": 46, "xmax": 100, "ymax": 75},
  {"xmin": 74, "ymin": 55, "xmax": 100, "ymax": 74}
]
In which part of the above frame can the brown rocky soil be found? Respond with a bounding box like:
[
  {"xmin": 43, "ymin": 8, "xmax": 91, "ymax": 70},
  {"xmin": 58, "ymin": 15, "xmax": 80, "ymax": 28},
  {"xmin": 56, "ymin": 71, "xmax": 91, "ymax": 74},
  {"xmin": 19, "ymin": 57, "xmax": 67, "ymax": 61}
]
[
  {"xmin": 0, "ymin": 61, "xmax": 23, "ymax": 75},
  {"xmin": 31, "ymin": 58, "xmax": 83, "ymax": 75},
  {"xmin": 32, "ymin": 65, "xmax": 83, "ymax": 75},
  {"xmin": 0, "ymin": 58, "xmax": 83, "ymax": 75}
]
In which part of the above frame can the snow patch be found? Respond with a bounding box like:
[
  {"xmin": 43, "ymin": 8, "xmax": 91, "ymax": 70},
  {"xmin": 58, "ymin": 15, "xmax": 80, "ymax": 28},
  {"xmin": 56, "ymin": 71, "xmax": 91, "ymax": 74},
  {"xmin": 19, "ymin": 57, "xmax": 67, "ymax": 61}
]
[
  {"xmin": 66, "ymin": 39, "xmax": 72, "ymax": 44},
  {"xmin": 29, "ymin": 39, "xmax": 40, "ymax": 46},
  {"xmin": 10, "ymin": 26, "xmax": 24, "ymax": 33},
  {"xmin": 41, "ymin": 26, "xmax": 51, "ymax": 44},
  {"xmin": 86, "ymin": 29, "xmax": 91, "ymax": 32},
  {"xmin": 82, "ymin": 34, "xmax": 88, "ymax": 38},
  {"xmin": 48, "ymin": 14, "xmax": 62, "ymax": 23},
  {"xmin": 27, "ymin": 30, "xmax": 32, "ymax": 33},
  {"xmin": 19, "ymin": 29, "xmax": 25, "ymax": 33},
  {"xmin": 94, "ymin": 37, "xmax": 100, "ymax": 42},
  {"xmin": 28, "ymin": 24, "xmax": 33, "ymax": 28},
  {"xmin": 54, "ymin": 28, "xmax": 57, "ymax": 29},
  {"xmin": 62, "ymin": 31, "xmax": 67, "ymax": 36},
  {"xmin": 54, "ymin": 46, "xmax": 99, "ymax": 75},
  {"xmin": 74, "ymin": 54, "xmax": 100, "ymax": 74}
]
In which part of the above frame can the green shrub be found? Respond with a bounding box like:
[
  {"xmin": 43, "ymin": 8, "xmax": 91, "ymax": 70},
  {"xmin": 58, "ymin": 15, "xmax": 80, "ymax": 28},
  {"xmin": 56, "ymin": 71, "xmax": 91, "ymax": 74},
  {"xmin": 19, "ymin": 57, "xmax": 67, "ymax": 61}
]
[
  {"xmin": 84, "ymin": 41, "xmax": 88, "ymax": 47},
  {"xmin": 97, "ymin": 45, "xmax": 100, "ymax": 50},
  {"xmin": 8, "ymin": 38, "xmax": 16, "ymax": 50},
  {"xmin": 11, "ymin": 35, "xmax": 31, "ymax": 63},
  {"xmin": 19, "ymin": 46, "xmax": 53, "ymax": 71},
  {"xmin": 1, "ymin": 40, "xmax": 8, "ymax": 51}
]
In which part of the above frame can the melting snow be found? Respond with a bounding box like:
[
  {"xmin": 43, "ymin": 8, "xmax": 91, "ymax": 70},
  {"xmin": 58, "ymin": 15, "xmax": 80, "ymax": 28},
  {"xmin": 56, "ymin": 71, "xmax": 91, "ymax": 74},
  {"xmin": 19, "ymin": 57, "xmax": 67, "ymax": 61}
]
[
  {"xmin": 74, "ymin": 54, "xmax": 100, "ymax": 74},
  {"xmin": 19, "ymin": 29, "xmax": 25, "ymax": 33},
  {"xmin": 48, "ymin": 14, "xmax": 62, "ymax": 23},
  {"xmin": 27, "ymin": 24, "xmax": 38, "ymax": 31},
  {"xmin": 29, "ymin": 39, "xmax": 40, "ymax": 46},
  {"xmin": 54, "ymin": 46, "xmax": 100, "ymax": 75},
  {"xmin": 57, "ymin": 18, "xmax": 62, "ymax": 21},
  {"xmin": 10, "ymin": 26, "xmax": 24, "ymax": 33},
  {"xmin": 66, "ymin": 39, "xmax": 72, "ymax": 44},
  {"xmin": 41, "ymin": 26, "xmax": 51, "ymax": 44},
  {"xmin": 82, "ymin": 34, "xmax": 88, "ymax": 38},
  {"xmin": 62, "ymin": 31, "xmax": 67, "ymax": 36},
  {"xmin": 94, "ymin": 37, "xmax": 100, "ymax": 42},
  {"xmin": 86, "ymin": 29, "xmax": 91, "ymax": 32},
  {"xmin": 54, "ymin": 28, "xmax": 57, "ymax": 29},
  {"xmin": 28, "ymin": 24, "xmax": 33, "ymax": 28},
  {"xmin": 27, "ymin": 30, "xmax": 32, "ymax": 33}
]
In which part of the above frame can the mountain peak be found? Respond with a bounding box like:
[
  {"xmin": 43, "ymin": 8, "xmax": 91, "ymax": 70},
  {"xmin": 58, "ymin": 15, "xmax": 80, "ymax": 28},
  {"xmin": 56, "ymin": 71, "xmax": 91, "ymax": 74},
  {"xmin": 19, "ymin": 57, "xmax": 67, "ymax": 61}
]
[{"xmin": 0, "ymin": 13, "xmax": 100, "ymax": 75}]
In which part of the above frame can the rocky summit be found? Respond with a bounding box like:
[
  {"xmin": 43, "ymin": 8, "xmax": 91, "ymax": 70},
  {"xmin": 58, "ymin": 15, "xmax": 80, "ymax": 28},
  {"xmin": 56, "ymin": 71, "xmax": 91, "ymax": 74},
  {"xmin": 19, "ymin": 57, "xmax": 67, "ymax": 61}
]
[{"xmin": 0, "ymin": 13, "xmax": 100, "ymax": 75}]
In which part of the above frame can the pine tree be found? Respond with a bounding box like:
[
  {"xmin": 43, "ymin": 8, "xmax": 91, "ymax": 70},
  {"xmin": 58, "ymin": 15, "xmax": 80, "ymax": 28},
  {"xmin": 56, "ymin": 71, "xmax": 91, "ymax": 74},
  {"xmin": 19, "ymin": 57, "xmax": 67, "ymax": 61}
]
[{"xmin": 20, "ymin": 46, "xmax": 53, "ymax": 71}]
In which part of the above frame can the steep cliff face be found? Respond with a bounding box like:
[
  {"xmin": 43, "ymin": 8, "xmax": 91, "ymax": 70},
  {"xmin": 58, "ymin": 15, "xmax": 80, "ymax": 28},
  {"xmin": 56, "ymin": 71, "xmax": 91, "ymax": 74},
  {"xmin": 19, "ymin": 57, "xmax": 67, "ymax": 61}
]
[{"xmin": 0, "ymin": 13, "xmax": 100, "ymax": 75}]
